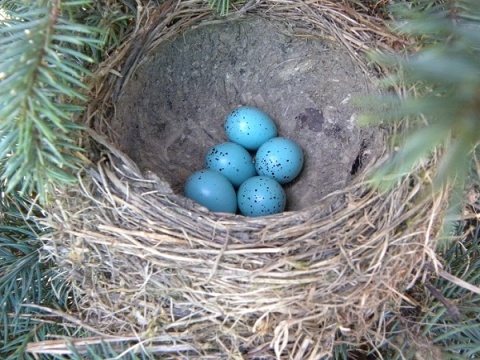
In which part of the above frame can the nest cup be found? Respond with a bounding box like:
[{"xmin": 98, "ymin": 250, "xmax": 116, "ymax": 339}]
[
  {"xmin": 112, "ymin": 16, "xmax": 383, "ymax": 211},
  {"xmin": 43, "ymin": 1, "xmax": 444, "ymax": 358}
]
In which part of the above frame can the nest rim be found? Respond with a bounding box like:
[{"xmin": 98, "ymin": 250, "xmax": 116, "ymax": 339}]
[
  {"xmin": 35, "ymin": 1, "xmax": 447, "ymax": 358},
  {"xmin": 90, "ymin": 0, "xmax": 396, "ymax": 223}
]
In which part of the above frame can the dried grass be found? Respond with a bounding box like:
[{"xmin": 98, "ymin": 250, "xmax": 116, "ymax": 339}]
[{"xmin": 37, "ymin": 0, "xmax": 447, "ymax": 358}]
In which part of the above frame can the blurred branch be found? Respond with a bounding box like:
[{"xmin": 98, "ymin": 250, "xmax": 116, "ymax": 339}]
[{"xmin": 361, "ymin": 0, "xmax": 480, "ymax": 199}]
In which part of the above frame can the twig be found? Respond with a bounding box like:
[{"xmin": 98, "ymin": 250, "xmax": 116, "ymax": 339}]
[
  {"xmin": 26, "ymin": 335, "xmax": 196, "ymax": 355},
  {"xmin": 424, "ymin": 279, "xmax": 461, "ymax": 322},
  {"xmin": 21, "ymin": 304, "xmax": 118, "ymax": 338},
  {"xmin": 425, "ymin": 263, "xmax": 480, "ymax": 296}
]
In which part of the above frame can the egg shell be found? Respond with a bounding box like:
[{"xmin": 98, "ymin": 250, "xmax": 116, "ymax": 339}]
[
  {"xmin": 205, "ymin": 142, "xmax": 257, "ymax": 188},
  {"xmin": 237, "ymin": 176, "xmax": 286, "ymax": 217},
  {"xmin": 255, "ymin": 137, "xmax": 304, "ymax": 184},
  {"xmin": 225, "ymin": 106, "xmax": 277, "ymax": 151},
  {"xmin": 184, "ymin": 169, "xmax": 237, "ymax": 213}
]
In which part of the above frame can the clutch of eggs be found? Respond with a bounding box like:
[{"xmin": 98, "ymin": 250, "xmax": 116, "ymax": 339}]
[{"xmin": 184, "ymin": 106, "xmax": 304, "ymax": 217}]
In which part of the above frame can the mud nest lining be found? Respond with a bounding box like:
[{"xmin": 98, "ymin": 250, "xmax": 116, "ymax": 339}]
[
  {"xmin": 112, "ymin": 16, "xmax": 383, "ymax": 210},
  {"xmin": 39, "ymin": 1, "xmax": 445, "ymax": 358}
]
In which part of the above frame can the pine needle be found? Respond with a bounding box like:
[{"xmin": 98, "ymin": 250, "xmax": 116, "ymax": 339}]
[{"xmin": 208, "ymin": 0, "xmax": 233, "ymax": 16}]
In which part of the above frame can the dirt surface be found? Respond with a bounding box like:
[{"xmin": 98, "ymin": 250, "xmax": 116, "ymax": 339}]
[{"xmin": 113, "ymin": 17, "xmax": 383, "ymax": 211}]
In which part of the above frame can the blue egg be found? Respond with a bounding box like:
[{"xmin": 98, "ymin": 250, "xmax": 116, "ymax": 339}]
[
  {"xmin": 205, "ymin": 142, "xmax": 257, "ymax": 188},
  {"xmin": 237, "ymin": 176, "xmax": 286, "ymax": 217},
  {"xmin": 184, "ymin": 170, "xmax": 237, "ymax": 213},
  {"xmin": 255, "ymin": 137, "xmax": 304, "ymax": 184},
  {"xmin": 225, "ymin": 106, "xmax": 277, "ymax": 151}
]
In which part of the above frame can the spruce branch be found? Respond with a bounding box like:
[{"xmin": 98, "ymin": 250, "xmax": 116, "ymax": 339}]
[
  {"xmin": 361, "ymin": 0, "xmax": 480, "ymax": 201},
  {"xmin": 66, "ymin": 0, "xmax": 136, "ymax": 62},
  {"xmin": 0, "ymin": 0, "xmax": 101, "ymax": 202},
  {"xmin": 0, "ymin": 187, "xmax": 74, "ymax": 359}
]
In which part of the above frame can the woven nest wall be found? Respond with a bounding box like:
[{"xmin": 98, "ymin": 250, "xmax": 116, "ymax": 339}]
[{"xmin": 43, "ymin": 1, "xmax": 446, "ymax": 358}]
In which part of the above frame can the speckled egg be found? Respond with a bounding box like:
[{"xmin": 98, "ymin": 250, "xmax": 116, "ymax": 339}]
[
  {"xmin": 255, "ymin": 137, "xmax": 304, "ymax": 184},
  {"xmin": 205, "ymin": 142, "xmax": 257, "ymax": 187},
  {"xmin": 225, "ymin": 106, "xmax": 277, "ymax": 151},
  {"xmin": 237, "ymin": 176, "xmax": 286, "ymax": 217},
  {"xmin": 184, "ymin": 169, "xmax": 237, "ymax": 213}
]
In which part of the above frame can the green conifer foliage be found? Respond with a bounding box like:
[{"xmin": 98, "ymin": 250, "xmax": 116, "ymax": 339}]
[
  {"xmin": 0, "ymin": 189, "xmax": 74, "ymax": 359},
  {"xmin": 363, "ymin": 0, "xmax": 480, "ymax": 199},
  {"xmin": 208, "ymin": 0, "xmax": 234, "ymax": 15},
  {"xmin": 0, "ymin": 0, "xmax": 101, "ymax": 201}
]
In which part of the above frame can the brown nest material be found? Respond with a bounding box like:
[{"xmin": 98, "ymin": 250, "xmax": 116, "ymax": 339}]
[{"xmin": 35, "ymin": 1, "xmax": 447, "ymax": 358}]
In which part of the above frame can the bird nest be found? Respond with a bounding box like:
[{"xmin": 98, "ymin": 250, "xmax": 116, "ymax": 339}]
[{"xmin": 38, "ymin": 1, "xmax": 446, "ymax": 358}]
